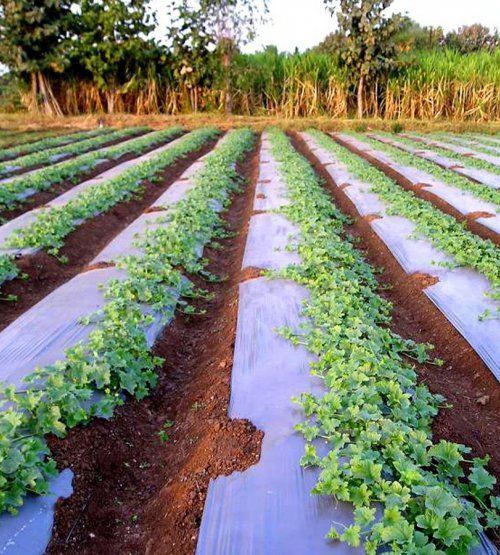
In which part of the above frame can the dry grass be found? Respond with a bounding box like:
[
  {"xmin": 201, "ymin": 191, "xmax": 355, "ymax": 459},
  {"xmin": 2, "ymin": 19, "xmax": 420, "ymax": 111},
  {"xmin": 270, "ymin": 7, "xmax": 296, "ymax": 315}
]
[{"xmin": 0, "ymin": 112, "xmax": 499, "ymax": 134}]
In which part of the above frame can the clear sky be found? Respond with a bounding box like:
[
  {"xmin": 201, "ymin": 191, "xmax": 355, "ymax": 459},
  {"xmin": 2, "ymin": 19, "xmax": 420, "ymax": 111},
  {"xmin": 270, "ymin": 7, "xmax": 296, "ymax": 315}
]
[{"xmin": 152, "ymin": 0, "xmax": 500, "ymax": 52}]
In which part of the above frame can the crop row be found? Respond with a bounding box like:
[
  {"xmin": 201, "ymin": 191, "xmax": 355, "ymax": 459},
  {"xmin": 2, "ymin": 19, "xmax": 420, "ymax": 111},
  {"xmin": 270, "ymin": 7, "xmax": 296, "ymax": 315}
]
[
  {"xmin": 469, "ymin": 135, "xmax": 500, "ymax": 148},
  {"xmin": 0, "ymin": 126, "xmax": 183, "ymax": 215},
  {"xmin": 408, "ymin": 134, "xmax": 500, "ymax": 164},
  {"xmin": 390, "ymin": 134, "xmax": 500, "ymax": 176},
  {"xmin": 0, "ymin": 128, "xmax": 114, "ymax": 162},
  {"xmin": 266, "ymin": 128, "xmax": 499, "ymax": 554},
  {"xmin": 0, "ymin": 126, "xmax": 147, "ymax": 177},
  {"xmin": 311, "ymin": 131, "xmax": 500, "ymax": 297},
  {"xmin": 0, "ymin": 130, "xmax": 64, "ymax": 149},
  {"xmin": 0, "ymin": 127, "xmax": 254, "ymax": 515},
  {"xmin": 365, "ymin": 134, "xmax": 500, "ymax": 206},
  {"xmin": 437, "ymin": 135, "xmax": 500, "ymax": 157},
  {"xmin": 0, "ymin": 127, "xmax": 215, "ymax": 287}
]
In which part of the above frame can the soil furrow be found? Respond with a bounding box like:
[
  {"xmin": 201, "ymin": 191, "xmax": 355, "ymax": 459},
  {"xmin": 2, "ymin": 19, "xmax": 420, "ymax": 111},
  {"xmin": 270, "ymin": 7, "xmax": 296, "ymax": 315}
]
[
  {"xmin": 332, "ymin": 134, "xmax": 500, "ymax": 246},
  {"xmin": 1, "ymin": 132, "xmax": 184, "ymax": 223},
  {"xmin": 0, "ymin": 138, "xmax": 217, "ymax": 332},
  {"xmin": 292, "ymin": 131, "xmax": 500, "ymax": 484},
  {"xmin": 45, "ymin": 136, "xmax": 263, "ymax": 554}
]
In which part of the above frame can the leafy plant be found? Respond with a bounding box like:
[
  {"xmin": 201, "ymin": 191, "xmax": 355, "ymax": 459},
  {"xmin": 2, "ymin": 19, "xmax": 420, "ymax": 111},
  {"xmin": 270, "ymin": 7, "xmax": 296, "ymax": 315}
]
[
  {"xmin": 267, "ymin": 127, "xmax": 499, "ymax": 553},
  {"xmin": 0, "ymin": 126, "xmax": 147, "ymax": 176},
  {"xmin": 391, "ymin": 122, "xmax": 404, "ymax": 134},
  {"xmin": 158, "ymin": 420, "xmax": 175, "ymax": 443},
  {"xmin": 0, "ymin": 127, "xmax": 254, "ymax": 515},
  {"xmin": 0, "ymin": 126, "xmax": 183, "ymax": 215}
]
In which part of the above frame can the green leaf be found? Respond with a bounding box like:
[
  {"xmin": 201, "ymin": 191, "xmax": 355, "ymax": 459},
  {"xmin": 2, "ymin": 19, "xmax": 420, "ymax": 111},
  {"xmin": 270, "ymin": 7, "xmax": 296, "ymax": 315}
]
[{"xmin": 434, "ymin": 517, "xmax": 471, "ymax": 547}]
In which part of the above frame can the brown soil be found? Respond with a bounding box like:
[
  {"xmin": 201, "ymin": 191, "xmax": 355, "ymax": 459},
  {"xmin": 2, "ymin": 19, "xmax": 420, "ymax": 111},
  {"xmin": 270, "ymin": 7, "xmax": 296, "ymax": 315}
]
[
  {"xmin": 46, "ymin": 138, "xmax": 263, "ymax": 554},
  {"xmin": 333, "ymin": 134, "xmax": 500, "ymax": 246},
  {"xmin": 292, "ymin": 132, "xmax": 500, "ymax": 486},
  {"xmin": 0, "ymin": 131, "xmax": 148, "ymax": 183},
  {"xmin": 1, "ymin": 130, "xmax": 167, "ymax": 222},
  {"xmin": 467, "ymin": 211, "xmax": 495, "ymax": 220},
  {"xmin": 363, "ymin": 214, "xmax": 382, "ymax": 223},
  {"xmin": 0, "ymin": 138, "xmax": 217, "ymax": 333}
]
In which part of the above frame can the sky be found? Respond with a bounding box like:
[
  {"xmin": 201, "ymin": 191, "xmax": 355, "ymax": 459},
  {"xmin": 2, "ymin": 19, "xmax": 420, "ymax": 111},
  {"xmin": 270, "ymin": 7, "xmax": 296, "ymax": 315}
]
[{"xmin": 152, "ymin": 0, "xmax": 500, "ymax": 53}]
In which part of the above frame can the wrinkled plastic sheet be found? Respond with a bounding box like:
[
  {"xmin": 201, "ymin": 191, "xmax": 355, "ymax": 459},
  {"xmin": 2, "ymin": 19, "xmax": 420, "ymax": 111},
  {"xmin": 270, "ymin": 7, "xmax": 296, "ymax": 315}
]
[
  {"xmin": 426, "ymin": 271, "xmax": 500, "ymax": 377},
  {"xmin": 451, "ymin": 137, "xmax": 500, "ymax": 155},
  {"xmin": 454, "ymin": 167, "xmax": 500, "ymax": 189},
  {"xmin": 0, "ymin": 138, "xmax": 217, "ymax": 379},
  {"xmin": 368, "ymin": 134, "xmax": 500, "ymax": 190},
  {"xmin": 0, "ymin": 209, "xmax": 41, "ymax": 257},
  {"xmin": 254, "ymin": 176, "xmax": 290, "ymax": 210},
  {"xmin": 242, "ymin": 213, "xmax": 301, "ymax": 270},
  {"xmin": 404, "ymin": 134, "xmax": 500, "ymax": 167},
  {"xmin": 196, "ymin": 278, "xmax": 360, "ymax": 555},
  {"xmin": 198, "ymin": 135, "xmax": 360, "ymax": 553},
  {"xmin": 0, "ymin": 130, "xmax": 160, "ymax": 198},
  {"xmin": 0, "ymin": 469, "xmax": 73, "ymax": 555},
  {"xmin": 0, "ymin": 165, "xmax": 40, "ymax": 186},
  {"xmin": 91, "ymin": 134, "xmax": 235, "ymax": 265},
  {"xmin": 476, "ymin": 215, "xmax": 500, "ymax": 234},
  {"xmin": 257, "ymin": 157, "xmax": 282, "ymax": 183},
  {"xmin": 0, "ymin": 135, "xmax": 188, "ymax": 259},
  {"xmin": 338, "ymin": 134, "xmax": 500, "ymax": 219},
  {"xmin": 0, "ymin": 137, "xmax": 226, "ymax": 551},
  {"xmin": 0, "ymin": 267, "xmax": 175, "ymax": 387},
  {"xmin": 343, "ymin": 181, "xmax": 387, "ymax": 216},
  {"xmin": 473, "ymin": 134, "xmax": 500, "ymax": 146},
  {"xmin": 305, "ymin": 132, "xmax": 500, "ymax": 382},
  {"xmin": 48, "ymin": 134, "xmax": 185, "ymax": 208},
  {"xmin": 253, "ymin": 152, "xmax": 290, "ymax": 210},
  {"xmin": 92, "ymin": 180, "xmax": 197, "ymax": 265},
  {"xmin": 417, "ymin": 181, "xmax": 499, "ymax": 224}
]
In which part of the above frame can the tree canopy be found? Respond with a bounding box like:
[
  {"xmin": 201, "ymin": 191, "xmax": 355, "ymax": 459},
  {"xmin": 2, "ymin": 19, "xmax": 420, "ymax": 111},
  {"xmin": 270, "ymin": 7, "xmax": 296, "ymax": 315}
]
[{"xmin": 323, "ymin": 0, "xmax": 404, "ymax": 118}]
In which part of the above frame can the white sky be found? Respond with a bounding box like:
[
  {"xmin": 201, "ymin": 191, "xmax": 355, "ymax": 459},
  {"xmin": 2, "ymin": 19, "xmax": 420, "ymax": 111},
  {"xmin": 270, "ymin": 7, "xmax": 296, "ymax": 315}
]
[{"xmin": 152, "ymin": 0, "xmax": 500, "ymax": 52}]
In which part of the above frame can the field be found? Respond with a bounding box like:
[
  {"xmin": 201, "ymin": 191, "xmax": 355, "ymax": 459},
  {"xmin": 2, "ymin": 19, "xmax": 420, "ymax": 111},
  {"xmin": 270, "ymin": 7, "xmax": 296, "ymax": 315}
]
[{"xmin": 0, "ymin": 123, "xmax": 498, "ymax": 554}]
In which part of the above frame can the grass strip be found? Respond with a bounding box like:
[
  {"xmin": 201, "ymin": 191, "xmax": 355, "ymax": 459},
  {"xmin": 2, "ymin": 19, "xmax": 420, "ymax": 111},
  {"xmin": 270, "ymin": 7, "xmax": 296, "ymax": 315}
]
[{"xmin": 267, "ymin": 127, "xmax": 499, "ymax": 554}]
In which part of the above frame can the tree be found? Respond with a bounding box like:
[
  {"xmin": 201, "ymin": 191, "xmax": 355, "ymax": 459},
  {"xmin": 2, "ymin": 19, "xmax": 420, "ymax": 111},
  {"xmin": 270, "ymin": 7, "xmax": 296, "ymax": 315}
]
[
  {"xmin": 393, "ymin": 17, "xmax": 444, "ymax": 52},
  {"xmin": 444, "ymin": 24, "xmax": 498, "ymax": 53},
  {"xmin": 165, "ymin": 0, "xmax": 215, "ymax": 112},
  {"xmin": 0, "ymin": 0, "xmax": 75, "ymax": 115},
  {"xmin": 323, "ymin": 0, "xmax": 404, "ymax": 118},
  {"xmin": 167, "ymin": 0, "xmax": 268, "ymax": 114},
  {"xmin": 311, "ymin": 31, "xmax": 343, "ymax": 57},
  {"xmin": 72, "ymin": 0, "xmax": 157, "ymax": 113}
]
